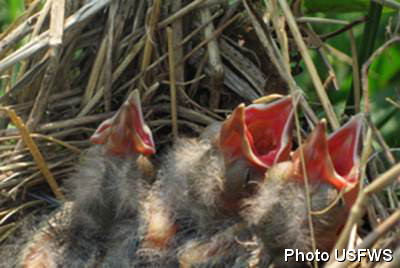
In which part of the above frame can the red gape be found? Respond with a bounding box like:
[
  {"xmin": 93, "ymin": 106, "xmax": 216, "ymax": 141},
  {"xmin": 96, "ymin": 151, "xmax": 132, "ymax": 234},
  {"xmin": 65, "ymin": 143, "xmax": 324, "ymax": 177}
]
[
  {"xmin": 90, "ymin": 89, "xmax": 156, "ymax": 156},
  {"xmin": 291, "ymin": 115, "xmax": 363, "ymax": 209},
  {"xmin": 242, "ymin": 115, "xmax": 364, "ymax": 268},
  {"xmin": 219, "ymin": 93, "xmax": 300, "ymax": 172}
]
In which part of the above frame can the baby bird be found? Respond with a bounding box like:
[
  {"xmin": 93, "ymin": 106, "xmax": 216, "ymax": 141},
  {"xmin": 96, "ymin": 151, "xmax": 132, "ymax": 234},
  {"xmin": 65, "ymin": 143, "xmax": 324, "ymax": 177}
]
[
  {"xmin": 137, "ymin": 94, "xmax": 300, "ymax": 267},
  {"xmin": 19, "ymin": 89, "xmax": 156, "ymax": 267},
  {"xmin": 245, "ymin": 115, "xmax": 363, "ymax": 268},
  {"xmin": 14, "ymin": 92, "xmax": 305, "ymax": 267}
]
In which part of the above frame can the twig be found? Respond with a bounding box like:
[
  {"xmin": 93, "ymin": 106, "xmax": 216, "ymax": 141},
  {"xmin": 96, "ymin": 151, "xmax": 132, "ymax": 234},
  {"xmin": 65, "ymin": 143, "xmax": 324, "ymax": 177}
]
[
  {"xmin": 386, "ymin": 97, "xmax": 400, "ymax": 109},
  {"xmin": 167, "ymin": 27, "xmax": 179, "ymax": 140},
  {"xmin": 49, "ymin": 0, "xmax": 65, "ymax": 46},
  {"xmin": 78, "ymin": 38, "xmax": 145, "ymax": 116},
  {"xmin": 0, "ymin": 36, "xmax": 49, "ymax": 74},
  {"xmin": 366, "ymin": 115, "xmax": 396, "ymax": 166},
  {"xmin": 0, "ymin": 107, "xmax": 64, "ymax": 199},
  {"xmin": 119, "ymin": 11, "xmax": 226, "ymax": 98},
  {"xmin": 200, "ymin": 6, "xmax": 223, "ymax": 109},
  {"xmin": 171, "ymin": 0, "xmax": 185, "ymax": 103},
  {"xmin": 15, "ymin": 0, "xmax": 66, "ymax": 149},
  {"xmin": 0, "ymin": 112, "xmax": 114, "ymax": 137},
  {"xmin": 0, "ymin": 56, "xmax": 49, "ymax": 104},
  {"xmin": 0, "ymin": 200, "xmax": 45, "ymax": 225},
  {"xmin": 158, "ymin": 0, "xmax": 207, "ymax": 29},
  {"xmin": 356, "ymin": 210, "xmax": 400, "ymax": 250},
  {"xmin": 29, "ymin": 133, "xmax": 81, "ymax": 154},
  {"xmin": 0, "ymin": 133, "xmax": 81, "ymax": 155},
  {"xmin": 161, "ymin": 75, "xmax": 206, "ymax": 87},
  {"xmin": 302, "ymin": 25, "xmax": 340, "ymax": 91},
  {"xmin": 267, "ymin": 0, "xmax": 290, "ymax": 70},
  {"xmin": 188, "ymin": 53, "xmax": 208, "ymax": 97},
  {"xmin": 321, "ymin": 17, "xmax": 366, "ymax": 41},
  {"xmin": 16, "ymin": 47, "xmax": 61, "ymax": 152},
  {"xmin": 132, "ymin": 0, "xmax": 146, "ymax": 33},
  {"xmin": 140, "ymin": 0, "xmax": 161, "ymax": 86},
  {"xmin": 151, "ymin": 104, "xmax": 215, "ymax": 126},
  {"xmin": 278, "ymin": 0, "xmax": 339, "ymax": 129},
  {"xmin": 219, "ymin": 39, "xmax": 265, "ymax": 96},
  {"xmin": 0, "ymin": 0, "xmax": 41, "ymax": 40},
  {"xmin": 361, "ymin": 37, "xmax": 400, "ymax": 166},
  {"xmin": 82, "ymin": 37, "xmax": 107, "ymax": 107},
  {"xmin": 330, "ymin": 162, "xmax": 400, "ymax": 261},
  {"xmin": 348, "ymin": 30, "xmax": 361, "ymax": 113},
  {"xmin": 296, "ymin": 17, "xmax": 349, "ymax": 25},
  {"xmin": 0, "ymin": 14, "xmax": 38, "ymax": 58},
  {"xmin": 17, "ymin": 0, "xmax": 52, "ymax": 79},
  {"xmin": 176, "ymin": 13, "xmax": 240, "ymax": 67},
  {"xmin": 0, "ymin": 0, "xmax": 111, "ymax": 74},
  {"xmin": 293, "ymin": 99, "xmax": 319, "ymax": 268},
  {"xmin": 244, "ymin": 0, "xmax": 319, "ymax": 125},
  {"xmin": 329, "ymin": 210, "xmax": 400, "ymax": 268},
  {"xmin": 322, "ymin": 44, "xmax": 353, "ymax": 65},
  {"xmin": 103, "ymin": 0, "xmax": 117, "ymax": 112},
  {"xmin": 361, "ymin": 36, "xmax": 400, "ymax": 113}
]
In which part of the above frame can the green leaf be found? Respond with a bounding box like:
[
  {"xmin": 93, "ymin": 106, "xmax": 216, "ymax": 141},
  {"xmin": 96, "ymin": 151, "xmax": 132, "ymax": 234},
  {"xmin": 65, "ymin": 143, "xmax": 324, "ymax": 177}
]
[
  {"xmin": 303, "ymin": 0, "xmax": 399, "ymax": 13},
  {"xmin": 304, "ymin": 0, "xmax": 370, "ymax": 13}
]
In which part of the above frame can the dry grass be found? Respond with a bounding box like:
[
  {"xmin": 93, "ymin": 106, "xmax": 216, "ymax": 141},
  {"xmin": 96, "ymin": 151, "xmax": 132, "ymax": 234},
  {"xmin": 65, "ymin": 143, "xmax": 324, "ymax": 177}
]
[{"xmin": 0, "ymin": 0, "xmax": 398, "ymax": 267}]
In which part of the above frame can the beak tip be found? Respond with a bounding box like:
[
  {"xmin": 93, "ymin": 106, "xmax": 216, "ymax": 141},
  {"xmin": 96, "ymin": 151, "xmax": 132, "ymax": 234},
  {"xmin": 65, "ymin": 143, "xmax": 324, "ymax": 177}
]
[
  {"xmin": 128, "ymin": 89, "xmax": 141, "ymax": 104},
  {"xmin": 313, "ymin": 120, "xmax": 328, "ymax": 138},
  {"xmin": 90, "ymin": 90, "xmax": 155, "ymax": 156}
]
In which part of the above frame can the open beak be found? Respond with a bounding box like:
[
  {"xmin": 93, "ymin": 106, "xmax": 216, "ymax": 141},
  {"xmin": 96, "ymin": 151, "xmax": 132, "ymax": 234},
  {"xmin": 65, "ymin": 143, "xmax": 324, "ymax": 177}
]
[
  {"xmin": 219, "ymin": 93, "xmax": 299, "ymax": 171},
  {"xmin": 90, "ymin": 89, "xmax": 156, "ymax": 156},
  {"xmin": 292, "ymin": 115, "xmax": 363, "ymax": 205}
]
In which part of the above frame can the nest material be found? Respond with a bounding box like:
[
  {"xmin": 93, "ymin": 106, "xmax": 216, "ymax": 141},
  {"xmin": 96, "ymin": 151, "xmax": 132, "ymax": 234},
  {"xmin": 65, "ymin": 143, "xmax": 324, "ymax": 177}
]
[
  {"xmin": 0, "ymin": 0, "xmax": 289, "ymax": 217},
  {"xmin": 0, "ymin": 1, "xmax": 399, "ymax": 267}
]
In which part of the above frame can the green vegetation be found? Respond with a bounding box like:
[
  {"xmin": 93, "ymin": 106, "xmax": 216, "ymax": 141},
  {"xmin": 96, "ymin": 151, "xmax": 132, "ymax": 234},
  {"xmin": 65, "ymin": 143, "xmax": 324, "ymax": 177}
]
[
  {"xmin": 297, "ymin": 1, "xmax": 400, "ymax": 147},
  {"xmin": 0, "ymin": 0, "xmax": 24, "ymax": 31}
]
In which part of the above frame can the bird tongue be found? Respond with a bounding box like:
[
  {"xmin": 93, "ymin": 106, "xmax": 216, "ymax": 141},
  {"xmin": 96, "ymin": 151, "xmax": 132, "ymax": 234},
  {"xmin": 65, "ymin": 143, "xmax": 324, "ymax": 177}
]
[
  {"xmin": 292, "ymin": 116, "xmax": 363, "ymax": 202},
  {"xmin": 90, "ymin": 89, "xmax": 156, "ymax": 156},
  {"xmin": 219, "ymin": 94, "xmax": 298, "ymax": 170}
]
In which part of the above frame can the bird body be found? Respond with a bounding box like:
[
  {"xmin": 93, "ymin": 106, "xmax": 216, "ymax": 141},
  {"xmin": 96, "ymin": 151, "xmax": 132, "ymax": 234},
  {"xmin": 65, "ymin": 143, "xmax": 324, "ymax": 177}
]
[
  {"xmin": 244, "ymin": 116, "xmax": 363, "ymax": 267},
  {"xmin": 152, "ymin": 94, "xmax": 299, "ymax": 236},
  {"xmin": 18, "ymin": 90, "xmax": 157, "ymax": 267},
  {"xmin": 7, "ymin": 91, "xmax": 364, "ymax": 268}
]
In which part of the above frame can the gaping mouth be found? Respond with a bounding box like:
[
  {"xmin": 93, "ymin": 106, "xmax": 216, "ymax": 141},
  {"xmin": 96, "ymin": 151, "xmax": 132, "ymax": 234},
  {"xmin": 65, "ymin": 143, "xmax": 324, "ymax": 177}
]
[
  {"xmin": 328, "ymin": 115, "xmax": 363, "ymax": 185},
  {"xmin": 90, "ymin": 90, "xmax": 156, "ymax": 155},
  {"xmin": 292, "ymin": 115, "xmax": 363, "ymax": 190},
  {"xmin": 219, "ymin": 93, "xmax": 300, "ymax": 170}
]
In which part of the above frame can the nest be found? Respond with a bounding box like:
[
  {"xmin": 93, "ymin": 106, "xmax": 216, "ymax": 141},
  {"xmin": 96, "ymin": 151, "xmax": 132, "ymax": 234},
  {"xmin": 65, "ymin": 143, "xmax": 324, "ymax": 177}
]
[
  {"xmin": 0, "ymin": 0, "xmax": 399, "ymax": 267},
  {"xmin": 0, "ymin": 0, "xmax": 289, "ymax": 214}
]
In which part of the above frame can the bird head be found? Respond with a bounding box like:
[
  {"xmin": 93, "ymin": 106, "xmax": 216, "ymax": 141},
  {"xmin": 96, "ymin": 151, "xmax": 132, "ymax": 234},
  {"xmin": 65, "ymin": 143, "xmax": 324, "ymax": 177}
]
[
  {"xmin": 217, "ymin": 93, "xmax": 300, "ymax": 204},
  {"xmin": 219, "ymin": 93, "xmax": 300, "ymax": 173},
  {"xmin": 90, "ymin": 89, "xmax": 156, "ymax": 156},
  {"xmin": 243, "ymin": 115, "xmax": 364, "ymax": 265},
  {"xmin": 290, "ymin": 115, "xmax": 363, "ymax": 208}
]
